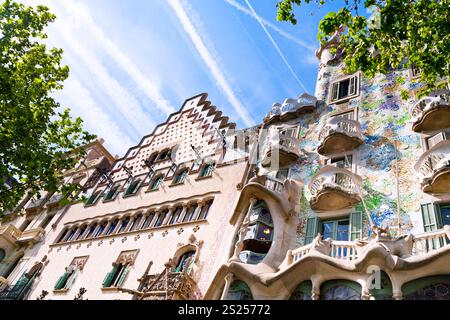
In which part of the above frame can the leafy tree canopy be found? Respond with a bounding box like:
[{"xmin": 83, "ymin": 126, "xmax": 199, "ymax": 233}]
[
  {"xmin": 0, "ymin": 0, "xmax": 95, "ymax": 215},
  {"xmin": 276, "ymin": 0, "xmax": 450, "ymax": 97}
]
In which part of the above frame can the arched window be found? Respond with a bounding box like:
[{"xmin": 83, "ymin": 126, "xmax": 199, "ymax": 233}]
[
  {"xmin": 226, "ymin": 280, "xmax": 253, "ymax": 300},
  {"xmin": 105, "ymin": 219, "xmax": 119, "ymax": 235},
  {"xmin": 169, "ymin": 207, "xmax": 183, "ymax": 224},
  {"xmin": 129, "ymin": 214, "xmax": 143, "ymax": 231},
  {"xmin": 0, "ymin": 248, "xmax": 6, "ymax": 263},
  {"xmin": 75, "ymin": 225, "xmax": 87, "ymax": 240},
  {"xmin": 369, "ymin": 271, "xmax": 393, "ymax": 300},
  {"xmin": 289, "ymin": 281, "xmax": 312, "ymax": 300},
  {"xmin": 84, "ymin": 223, "xmax": 98, "ymax": 239},
  {"xmin": 198, "ymin": 200, "xmax": 213, "ymax": 220},
  {"xmin": 94, "ymin": 222, "xmax": 107, "ymax": 237},
  {"xmin": 173, "ymin": 250, "xmax": 196, "ymax": 273},
  {"xmin": 118, "ymin": 217, "xmax": 130, "ymax": 233},
  {"xmin": 65, "ymin": 228, "xmax": 78, "ymax": 242},
  {"xmin": 150, "ymin": 175, "xmax": 164, "ymax": 190},
  {"xmin": 183, "ymin": 204, "xmax": 198, "ymax": 223},
  {"xmin": 402, "ymin": 276, "xmax": 450, "ymax": 300},
  {"xmin": 154, "ymin": 210, "xmax": 168, "ymax": 227},
  {"xmin": 56, "ymin": 228, "xmax": 69, "ymax": 243},
  {"xmin": 199, "ymin": 163, "xmax": 215, "ymax": 178},
  {"xmin": 173, "ymin": 170, "xmax": 188, "ymax": 184},
  {"xmin": 240, "ymin": 200, "xmax": 274, "ymax": 264},
  {"xmin": 141, "ymin": 213, "xmax": 155, "ymax": 229},
  {"xmin": 320, "ymin": 280, "xmax": 361, "ymax": 300}
]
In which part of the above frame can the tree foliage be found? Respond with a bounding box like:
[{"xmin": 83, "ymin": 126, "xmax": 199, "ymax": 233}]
[
  {"xmin": 0, "ymin": 0, "xmax": 95, "ymax": 215},
  {"xmin": 276, "ymin": 0, "xmax": 450, "ymax": 96}
]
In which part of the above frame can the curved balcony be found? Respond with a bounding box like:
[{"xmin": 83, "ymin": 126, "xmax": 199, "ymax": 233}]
[
  {"xmin": 317, "ymin": 117, "xmax": 364, "ymax": 156},
  {"xmin": 309, "ymin": 166, "xmax": 362, "ymax": 211},
  {"xmin": 0, "ymin": 225, "xmax": 22, "ymax": 245},
  {"xmin": 16, "ymin": 227, "xmax": 45, "ymax": 245},
  {"xmin": 410, "ymin": 90, "xmax": 450, "ymax": 133},
  {"xmin": 414, "ymin": 140, "xmax": 450, "ymax": 194},
  {"xmin": 263, "ymin": 93, "xmax": 317, "ymax": 125},
  {"xmin": 261, "ymin": 132, "xmax": 302, "ymax": 168}
]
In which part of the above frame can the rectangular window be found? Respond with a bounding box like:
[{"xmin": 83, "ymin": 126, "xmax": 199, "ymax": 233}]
[
  {"xmin": 330, "ymin": 75, "xmax": 359, "ymax": 103},
  {"xmin": 321, "ymin": 219, "xmax": 349, "ymax": 241},
  {"xmin": 124, "ymin": 180, "xmax": 141, "ymax": 196},
  {"xmin": 86, "ymin": 190, "xmax": 102, "ymax": 206},
  {"xmin": 327, "ymin": 154, "xmax": 353, "ymax": 169},
  {"xmin": 104, "ymin": 185, "xmax": 119, "ymax": 201}
]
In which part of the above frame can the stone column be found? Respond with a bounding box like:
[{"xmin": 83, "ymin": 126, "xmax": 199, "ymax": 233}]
[
  {"xmin": 229, "ymin": 197, "xmax": 257, "ymax": 262},
  {"xmin": 193, "ymin": 201, "xmax": 205, "ymax": 221},
  {"xmin": 178, "ymin": 205, "xmax": 189, "ymax": 223},
  {"xmin": 125, "ymin": 215, "xmax": 137, "ymax": 232},
  {"xmin": 100, "ymin": 221, "xmax": 112, "ymax": 236},
  {"xmin": 220, "ymin": 273, "xmax": 235, "ymax": 300},
  {"xmin": 163, "ymin": 208, "xmax": 174, "ymax": 225},
  {"xmin": 150, "ymin": 210, "xmax": 160, "ymax": 227}
]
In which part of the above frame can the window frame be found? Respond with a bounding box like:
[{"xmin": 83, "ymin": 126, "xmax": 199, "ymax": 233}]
[{"xmin": 329, "ymin": 73, "xmax": 360, "ymax": 104}]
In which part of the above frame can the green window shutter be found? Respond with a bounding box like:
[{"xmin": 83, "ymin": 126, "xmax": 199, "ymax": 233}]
[
  {"xmin": 350, "ymin": 212, "xmax": 363, "ymax": 241},
  {"xmin": 304, "ymin": 217, "xmax": 319, "ymax": 245},
  {"xmin": 64, "ymin": 270, "xmax": 78, "ymax": 290},
  {"xmin": 102, "ymin": 265, "xmax": 118, "ymax": 288},
  {"xmin": 421, "ymin": 203, "xmax": 438, "ymax": 232},
  {"xmin": 54, "ymin": 272, "xmax": 70, "ymax": 290},
  {"xmin": 116, "ymin": 265, "xmax": 129, "ymax": 287},
  {"xmin": 434, "ymin": 204, "xmax": 443, "ymax": 229}
]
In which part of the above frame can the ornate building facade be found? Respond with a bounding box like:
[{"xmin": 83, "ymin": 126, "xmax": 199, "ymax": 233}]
[{"xmin": 0, "ymin": 33, "xmax": 449, "ymax": 300}]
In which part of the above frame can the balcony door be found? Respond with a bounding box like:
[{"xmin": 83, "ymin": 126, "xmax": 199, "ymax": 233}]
[{"xmin": 321, "ymin": 219, "xmax": 349, "ymax": 241}]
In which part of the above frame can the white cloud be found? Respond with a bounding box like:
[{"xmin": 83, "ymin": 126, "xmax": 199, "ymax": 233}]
[
  {"xmin": 224, "ymin": 0, "xmax": 316, "ymax": 52},
  {"xmin": 243, "ymin": 0, "xmax": 309, "ymax": 93},
  {"xmin": 167, "ymin": 0, "xmax": 255, "ymax": 127},
  {"xmin": 52, "ymin": 0, "xmax": 176, "ymax": 116},
  {"xmin": 57, "ymin": 77, "xmax": 134, "ymax": 155}
]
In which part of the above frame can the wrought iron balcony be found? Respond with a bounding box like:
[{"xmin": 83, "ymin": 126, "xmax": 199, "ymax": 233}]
[
  {"xmin": 308, "ymin": 165, "xmax": 362, "ymax": 211},
  {"xmin": 317, "ymin": 117, "xmax": 364, "ymax": 156},
  {"xmin": 410, "ymin": 90, "xmax": 450, "ymax": 133},
  {"xmin": 414, "ymin": 140, "xmax": 450, "ymax": 194},
  {"xmin": 137, "ymin": 271, "xmax": 197, "ymax": 300},
  {"xmin": 16, "ymin": 227, "xmax": 45, "ymax": 245},
  {"xmin": 0, "ymin": 224, "xmax": 22, "ymax": 244}
]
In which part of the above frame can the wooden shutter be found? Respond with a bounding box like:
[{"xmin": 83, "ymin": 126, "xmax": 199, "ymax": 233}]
[
  {"xmin": 350, "ymin": 212, "xmax": 363, "ymax": 241},
  {"xmin": 54, "ymin": 272, "xmax": 70, "ymax": 290},
  {"xmin": 331, "ymin": 82, "xmax": 339, "ymax": 101},
  {"xmin": 116, "ymin": 265, "xmax": 129, "ymax": 287},
  {"xmin": 102, "ymin": 265, "xmax": 118, "ymax": 288},
  {"xmin": 421, "ymin": 203, "xmax": 439, "ymax": 232},
  {"xmin": 304, "ymin": 217, "xmax": 319, "ymax": 244},
  {"xmin": 64, "ymin": 270, "xmax": 78, "ymax": 289}
]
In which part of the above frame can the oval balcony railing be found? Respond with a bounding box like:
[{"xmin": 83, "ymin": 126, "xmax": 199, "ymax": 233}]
[
  {"xmin": 414, "ymin": 140, "xmax": 450, "ymax": 194},
  {"xmin": 285, "ymin": 227, "xmax": 449, "ymax": 267},
  {"xmin": 409, "ymin": 89, "xmax": 450, "ymax": 133},
  {"xmin": 317, "ymin": 117, "xmax": 364, "ymax": 156},
  {"xmin": 308, "ymin": 165, "xmax": 362, "ymax": 211},
  {"xmin": 261, "ymin": 130, "xmax": 302, "ymax": 167}
]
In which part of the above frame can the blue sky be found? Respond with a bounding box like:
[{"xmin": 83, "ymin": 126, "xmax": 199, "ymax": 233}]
[{"xmin": 21, "ymin": 0, "xmax": 347, "ymax": 156}]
